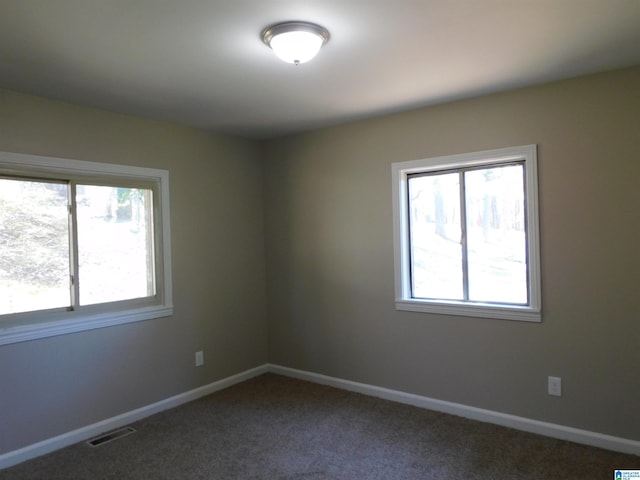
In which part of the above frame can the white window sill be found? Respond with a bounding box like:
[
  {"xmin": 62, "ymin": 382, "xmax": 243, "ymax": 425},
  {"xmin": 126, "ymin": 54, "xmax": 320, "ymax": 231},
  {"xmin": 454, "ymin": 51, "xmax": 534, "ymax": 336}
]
[
  {"xmin": 0, "ymin": 305, "xmax": 173, "ymax": 346},
  {"xmin": 395, "ymin": 299, "xmax": 541, "ymax": 323}
]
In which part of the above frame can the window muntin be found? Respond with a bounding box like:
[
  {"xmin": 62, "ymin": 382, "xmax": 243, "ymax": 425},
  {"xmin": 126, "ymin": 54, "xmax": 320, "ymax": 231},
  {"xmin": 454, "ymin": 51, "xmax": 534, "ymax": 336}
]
[
  {"xmin": 0, "ymin": 151, "xmax": 173, "ymax": 345},
  {"xmin": 393, "ymin": 145, "xmax": 541, "ymax": 322}
]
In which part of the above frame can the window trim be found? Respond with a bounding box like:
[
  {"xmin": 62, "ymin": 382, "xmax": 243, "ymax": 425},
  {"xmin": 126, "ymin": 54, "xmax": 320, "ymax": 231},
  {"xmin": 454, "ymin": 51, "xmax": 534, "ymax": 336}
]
[
  {"xmin": 392, "ymin": 145, "xmax": 541, "ymax": 322},
  {"xmin": 0, "ymin": 151, "xmax": 173, "ymax": 345}
]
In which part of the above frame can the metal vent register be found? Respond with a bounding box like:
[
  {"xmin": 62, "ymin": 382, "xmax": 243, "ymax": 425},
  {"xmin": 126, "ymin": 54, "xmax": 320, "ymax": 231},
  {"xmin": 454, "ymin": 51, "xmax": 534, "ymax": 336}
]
[{"xmin": 86, "ymin": 427, "xmax": 136, "ymax": 447}]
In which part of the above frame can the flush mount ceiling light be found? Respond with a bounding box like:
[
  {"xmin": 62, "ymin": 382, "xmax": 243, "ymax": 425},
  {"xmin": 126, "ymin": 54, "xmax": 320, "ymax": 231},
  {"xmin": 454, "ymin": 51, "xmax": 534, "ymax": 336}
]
[{"xmin": 262, "ymin": 21, "xmax": 330, "ymax": 65}]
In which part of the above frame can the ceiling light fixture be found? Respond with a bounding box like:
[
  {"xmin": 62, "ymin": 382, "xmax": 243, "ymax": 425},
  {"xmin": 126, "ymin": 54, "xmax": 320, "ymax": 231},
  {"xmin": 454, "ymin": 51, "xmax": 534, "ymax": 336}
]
[{"xmin": 262, "ymin": 21, "xmax": 330, "ymax": 65}]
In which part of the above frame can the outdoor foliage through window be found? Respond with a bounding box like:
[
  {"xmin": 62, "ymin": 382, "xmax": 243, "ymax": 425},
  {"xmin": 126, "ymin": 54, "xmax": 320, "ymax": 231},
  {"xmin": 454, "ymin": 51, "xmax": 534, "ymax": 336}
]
[
  {"xmin": 0, "ymin": 177, "xmax": 155, "ymax": 316},
  {"xmin": 0, "ymin": 179, "xmax": 70, "ymax": 314},
  {"xmin": 407, "ymin": 163, "xmax": 528, "ymax": 305},
  {"xmin": 393, "ymin": 145, "xmax": 540, "ymax": 321}
]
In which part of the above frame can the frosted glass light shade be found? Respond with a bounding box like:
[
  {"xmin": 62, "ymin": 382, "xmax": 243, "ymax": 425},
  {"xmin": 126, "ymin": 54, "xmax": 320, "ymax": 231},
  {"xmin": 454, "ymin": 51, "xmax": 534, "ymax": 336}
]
[
  {"xmin": 270, "ymin": 31, "xmax": 323, "ymax": 64},
  {"xmin": 262, "ymin": 22, "xmax": 329, "ymax": 65}
]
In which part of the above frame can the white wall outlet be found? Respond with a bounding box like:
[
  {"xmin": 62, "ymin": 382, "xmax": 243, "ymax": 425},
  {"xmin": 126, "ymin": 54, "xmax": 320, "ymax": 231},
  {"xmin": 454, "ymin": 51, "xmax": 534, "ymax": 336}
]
[
  {"xmin": 548, "ymin": 376, "xmax": 562, "ymax": 396},
  {"xmin": 195, "ymin": 350, "xmax": 204, "ymax": 367}
]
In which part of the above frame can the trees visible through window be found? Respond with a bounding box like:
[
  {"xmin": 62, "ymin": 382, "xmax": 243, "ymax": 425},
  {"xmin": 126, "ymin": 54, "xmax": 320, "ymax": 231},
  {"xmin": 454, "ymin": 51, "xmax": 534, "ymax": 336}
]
[
  {"xmin": 408, "ymin": 163, "xmax": 527, "ymax": 304},
  {"xmin": 0, "ymin": 178, "xmax": 70, "ymax": 314},
  {"xmin": 76, "ymin": 185, "xmax": 155, "ymax": 307},
  {"xmin": 0, "ymin": 151, "xmax": 172, "ymax": 345},
  {"xmin": 392, "ymin": 145, "xmax": 541, "ymax": 322},
  {"xmin": 0, "ymin": 179, "xmax": 155, "ymax": 315}
]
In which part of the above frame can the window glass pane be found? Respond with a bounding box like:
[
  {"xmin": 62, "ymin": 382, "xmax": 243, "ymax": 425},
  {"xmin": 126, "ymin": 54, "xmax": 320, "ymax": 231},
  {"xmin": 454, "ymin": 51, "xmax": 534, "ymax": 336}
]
[
  {"xmin": 76, "ymin": 185, "xmax": 155, "ymax": 306},
  {"xmin": 408, "ymin": 173, "xmax": 463, "ymax": 300},
  {"xmin": 465, "ymin": 165, "xmax": 528, "ymax": 304},
  {"xmin": 0, "ymin": 178, "xmax": 70, "ymax": 314}
]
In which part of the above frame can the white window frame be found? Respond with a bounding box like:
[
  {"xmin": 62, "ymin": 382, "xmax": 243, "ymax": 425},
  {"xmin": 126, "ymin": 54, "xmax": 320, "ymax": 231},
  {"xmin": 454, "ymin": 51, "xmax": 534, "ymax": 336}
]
[
  {"xmin": 0, "ymin": 151, "xmax": 173, "ymax": 345},
  {"xmin": 392, "ymin": 145, "xmax": 541, "ymax": 322}
]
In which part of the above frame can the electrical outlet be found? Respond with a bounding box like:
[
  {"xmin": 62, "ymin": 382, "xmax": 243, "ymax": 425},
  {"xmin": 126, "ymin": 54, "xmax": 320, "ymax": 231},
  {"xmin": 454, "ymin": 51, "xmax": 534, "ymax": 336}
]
[
  {"xmin": 548, "ymin": 376, "xmax": 562, "ymax": 396},
  {"xmin": 195, "ymin": 351, "xmax": 204, "ymax": 367}
]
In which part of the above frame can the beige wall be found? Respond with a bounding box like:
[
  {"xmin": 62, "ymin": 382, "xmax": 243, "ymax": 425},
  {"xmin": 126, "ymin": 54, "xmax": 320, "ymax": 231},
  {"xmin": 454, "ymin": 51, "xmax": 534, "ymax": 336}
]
[
  {"xmin": 0, "ymin": 90, "xmax": 268, "ymax": 453},
  {"xmin": 263, "ymin": 66, "xmax": 640, "ymax": 440},
  {"xmin": 1, "ymin": 65, "xmax": 638, "ymax": 455}
]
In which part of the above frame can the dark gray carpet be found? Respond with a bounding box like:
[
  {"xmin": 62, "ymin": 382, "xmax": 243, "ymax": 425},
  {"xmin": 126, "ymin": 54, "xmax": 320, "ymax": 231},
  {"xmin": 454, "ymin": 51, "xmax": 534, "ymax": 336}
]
[{"xmin": 1, "ymin": 373, "xmax": 637, "ymax": 479}]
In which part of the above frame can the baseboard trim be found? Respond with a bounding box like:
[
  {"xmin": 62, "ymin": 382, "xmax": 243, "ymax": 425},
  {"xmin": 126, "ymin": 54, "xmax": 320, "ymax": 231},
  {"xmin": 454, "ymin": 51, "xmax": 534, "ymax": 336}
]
[
  {"xmin": 2, "ymin": 362, "xmax": 637, "ymax": 469},
  {"xmin": 0, "ymin": 364, "xmax": 269, "ymax": 470},
  {"xmin": 268, "ymin": 364, "xmax": 640, "ymax": 456}
]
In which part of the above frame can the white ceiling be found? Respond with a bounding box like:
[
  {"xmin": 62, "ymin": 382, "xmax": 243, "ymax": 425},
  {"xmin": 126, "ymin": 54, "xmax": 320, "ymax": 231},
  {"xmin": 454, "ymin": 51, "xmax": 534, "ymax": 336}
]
[{"xmin": 1, "ymin": 0, "xmax": 640, "ymax": 139}]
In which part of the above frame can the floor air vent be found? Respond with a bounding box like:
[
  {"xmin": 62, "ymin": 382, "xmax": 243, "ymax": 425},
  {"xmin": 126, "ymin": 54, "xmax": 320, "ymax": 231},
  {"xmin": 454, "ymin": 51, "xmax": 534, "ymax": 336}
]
[{"xmin": 87, "ymin": 427, "xmax": 136, "ymax": 447}]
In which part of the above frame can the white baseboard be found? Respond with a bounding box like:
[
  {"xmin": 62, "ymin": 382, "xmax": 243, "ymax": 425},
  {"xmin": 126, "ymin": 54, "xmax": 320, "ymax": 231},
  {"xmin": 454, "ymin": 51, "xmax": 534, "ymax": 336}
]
[
  {"xmin": 2, "ymin": 362, "xmax": 637, "ymax": 470},
  {"xmin": 0, "ymin": 364, "xmax": 269, "ymax": 470},
  {"xmin": 268, "ymin": 364, "xmax": 640, "ymax": 456}
]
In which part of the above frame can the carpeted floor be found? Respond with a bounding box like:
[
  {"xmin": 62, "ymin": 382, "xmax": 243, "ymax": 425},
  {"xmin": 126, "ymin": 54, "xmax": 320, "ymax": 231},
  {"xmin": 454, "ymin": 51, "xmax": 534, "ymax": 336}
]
[{"xmin": 1, "ymin": 373, "xmax": 637, "ymax": 479}]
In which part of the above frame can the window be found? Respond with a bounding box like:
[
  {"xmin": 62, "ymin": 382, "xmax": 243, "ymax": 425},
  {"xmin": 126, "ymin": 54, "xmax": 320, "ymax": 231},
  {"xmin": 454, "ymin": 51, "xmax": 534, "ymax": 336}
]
[
  {"xmin": 392, "ymin": 145, "xmax": 541, "ymax": 322},
  {"xmin": 0, "ymin": 151, "xmax": 173, "ymax": 344}
]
